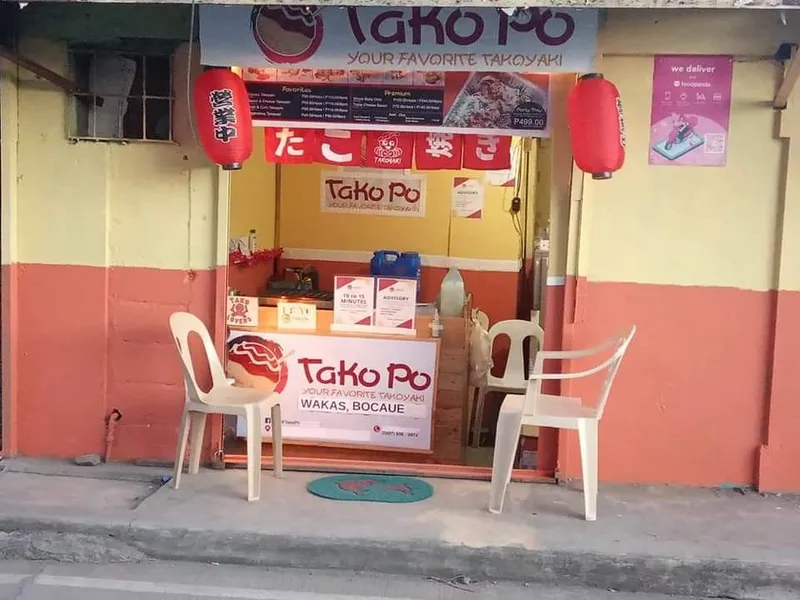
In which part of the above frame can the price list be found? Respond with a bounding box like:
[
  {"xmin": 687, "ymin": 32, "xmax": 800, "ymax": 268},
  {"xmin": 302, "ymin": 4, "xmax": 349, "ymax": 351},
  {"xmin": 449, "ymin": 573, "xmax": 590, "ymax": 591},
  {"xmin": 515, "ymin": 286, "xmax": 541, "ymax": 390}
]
[
  {"xmin": 247, "ymin": 83, "xmax": 350, "ymax": 123},
  {"xmin": 246, "ymin": 82, "xmax": 445, "ymax": 127},
  {"xmin": 351, "ymin": 88, "xmax": 444, "ymax": 126}
]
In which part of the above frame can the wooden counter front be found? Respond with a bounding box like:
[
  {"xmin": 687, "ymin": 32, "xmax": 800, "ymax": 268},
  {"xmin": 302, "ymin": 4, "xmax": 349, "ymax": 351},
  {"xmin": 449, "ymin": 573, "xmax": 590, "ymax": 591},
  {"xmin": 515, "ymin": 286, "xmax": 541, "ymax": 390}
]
[{"xmin": 227, "ymin": 306, "xmax": 470, "ymax": 465}]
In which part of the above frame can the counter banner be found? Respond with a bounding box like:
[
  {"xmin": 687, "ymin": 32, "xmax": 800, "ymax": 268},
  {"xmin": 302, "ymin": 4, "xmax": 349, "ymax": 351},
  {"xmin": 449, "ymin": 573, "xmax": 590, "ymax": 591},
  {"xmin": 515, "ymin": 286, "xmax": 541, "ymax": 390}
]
[
  {"xmin": 200, "ymin": 6, "xmax": 598, "ymax": 73},
  {"xmin": 321, "ymin": 170, "xmax": 426, "ymax": 217},
  {"xmin": 227, "ymin": 330, "xmax": 437, "ymax": 451},
  {"xmin": 462, "ymin": 135, "xmax": 513, "ymax": 170},
  {"xmin": 364, "ymin": 131, "xmax": 415, "ymax": 169},
  {"xmin": 649, "ymin": 55, "xmax": 733, "ymax": 167},
  {"xmin": 414, "ymin": 133, "xmax": 463, "ymax": 170},
  {"xmin": 242, "ymin": 69, "xmax": 551, "ymax": 137},
  {"xmin": 264, "ymin": 127, "xmax": 318, "ymax": 164},
  {"xmin": 315, "ymin": 129, "xmax": 362, "ymax": 166}
]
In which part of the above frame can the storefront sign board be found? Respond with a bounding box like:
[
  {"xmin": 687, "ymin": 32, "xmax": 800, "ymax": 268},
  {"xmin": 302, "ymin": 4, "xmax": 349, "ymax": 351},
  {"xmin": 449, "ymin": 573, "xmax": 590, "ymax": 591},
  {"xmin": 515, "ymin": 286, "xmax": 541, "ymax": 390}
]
[
  {"xmin": 227, "ymin": 330, "xmax": 437, "ymax": 451},
  {"xmin": 333, "ymin": 275, "xmax": 376, "ymax": 330},
  {"xmin": 649, "ymin": 55, "xmax": 733, "ymax": 167},
  {"xmin": 375, "ymin": 278, "xmax": 417, "ymax": 333},
  {"xmin": 321, "ymin": 171, "xmax": 426, "ymax": 217},
  {"xmin": 242, "ymin": 69, "xmax": 550, "ymax": 137},
  {"xmin": 227, "ymin": 296, "xmax": 259, "ymax": 327},
  {"xmin": 200, "ymin": 6, "xmax": 598, "ymax": 73},
  {"xmin": 277, "ymin": 301, "xmax": 317, "ymax": 330},
  {"xmin": 451, "ymin": 177, "xmax": 484, "ymax": 218}
]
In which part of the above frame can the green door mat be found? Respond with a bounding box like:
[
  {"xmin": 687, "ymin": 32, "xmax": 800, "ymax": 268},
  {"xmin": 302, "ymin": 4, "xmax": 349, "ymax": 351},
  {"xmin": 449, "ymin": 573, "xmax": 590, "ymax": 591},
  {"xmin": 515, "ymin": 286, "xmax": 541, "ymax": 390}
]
[{"xmin": 307, "ymin": 474, "xmax": 434, "ymax": 503}]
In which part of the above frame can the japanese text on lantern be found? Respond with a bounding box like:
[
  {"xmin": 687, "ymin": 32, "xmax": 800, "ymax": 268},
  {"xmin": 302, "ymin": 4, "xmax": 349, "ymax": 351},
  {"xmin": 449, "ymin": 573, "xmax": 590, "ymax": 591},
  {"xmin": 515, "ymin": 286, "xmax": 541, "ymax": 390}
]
[{"xmin": 209, "ymin": 88, "xmax": 239, "ymax": 143}]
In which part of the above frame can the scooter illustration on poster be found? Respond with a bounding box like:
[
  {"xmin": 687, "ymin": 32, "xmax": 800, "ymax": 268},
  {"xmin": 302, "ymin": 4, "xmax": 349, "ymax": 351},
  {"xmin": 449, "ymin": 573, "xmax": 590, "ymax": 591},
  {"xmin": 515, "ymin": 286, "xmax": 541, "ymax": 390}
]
[{"xmin": 651, "ymin": 113, "xmax": 704, "ymax": 161}]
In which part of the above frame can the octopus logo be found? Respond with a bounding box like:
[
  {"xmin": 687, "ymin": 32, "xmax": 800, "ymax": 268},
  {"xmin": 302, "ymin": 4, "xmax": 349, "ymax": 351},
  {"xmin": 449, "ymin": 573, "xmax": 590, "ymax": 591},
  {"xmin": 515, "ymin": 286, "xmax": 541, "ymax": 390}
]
[
  {"xmin": 251, "ymin": 6, "xmax": 324, "ymax": 65},
  {"xmin": 226, "ymin": 335, "xmax": 289, "ymax": 394},
  {"xmin": 375, "ymin": 133, "xmax": 402, "ymax": 159}
]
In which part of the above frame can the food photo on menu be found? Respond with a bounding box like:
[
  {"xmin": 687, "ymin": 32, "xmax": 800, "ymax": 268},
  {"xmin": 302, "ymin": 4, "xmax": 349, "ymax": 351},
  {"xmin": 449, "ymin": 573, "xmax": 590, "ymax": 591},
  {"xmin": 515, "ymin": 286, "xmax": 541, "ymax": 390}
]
[
  {"xmin": 443, "ymin": 72, "xmax": 549, "ymax": 130},
  {"xmin": 414, "ymin": 71, "xmax": 445, "ymax": 87},
  {"xmin": 350, "ymin": 70, "xmax": 384, "ymax": 85}
]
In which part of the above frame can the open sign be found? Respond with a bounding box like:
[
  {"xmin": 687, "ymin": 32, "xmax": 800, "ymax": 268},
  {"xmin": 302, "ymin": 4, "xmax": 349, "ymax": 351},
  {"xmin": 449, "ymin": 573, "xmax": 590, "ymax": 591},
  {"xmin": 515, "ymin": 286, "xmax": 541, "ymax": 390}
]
[{"xmin": 321, "ymin": 171, "xmax": 427, "ymax": 217}]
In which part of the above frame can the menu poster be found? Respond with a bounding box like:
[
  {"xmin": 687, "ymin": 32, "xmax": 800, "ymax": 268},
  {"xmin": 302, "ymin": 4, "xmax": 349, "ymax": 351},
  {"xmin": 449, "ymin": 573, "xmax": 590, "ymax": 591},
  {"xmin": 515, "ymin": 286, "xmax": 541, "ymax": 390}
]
[
  {"xmin": 375, "ymin": 278, "xmax": 417, "ymax": 333},
  {"xmin": 243, "ymin": 69, "xmax": 550, "ymax": 137},
  {"xmin": 333, "ymin": 276, "xmax": 376, "ymax": 329},
  {"xmin": 451, "ymin": 177, "xmax": 484, "ymax": 219},
  {"xmin": 649, "ymin": 55, "xmax": 733, "ymax": 167}
]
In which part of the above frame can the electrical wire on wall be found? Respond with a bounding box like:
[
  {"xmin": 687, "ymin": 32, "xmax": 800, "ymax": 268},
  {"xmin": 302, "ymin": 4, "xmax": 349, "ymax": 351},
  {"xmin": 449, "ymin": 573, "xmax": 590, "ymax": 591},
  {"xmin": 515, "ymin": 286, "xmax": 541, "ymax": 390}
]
[
  {"xmin": 509, "ymin": 139, "xmax": 527, "ymax": 261},
  {"xmin": 445, "ymin": 193, "xmax": 455, "ymax": 265},
  {"xmin": 186, "ymin": 0, "xmax": 199, "ymax": 148}
]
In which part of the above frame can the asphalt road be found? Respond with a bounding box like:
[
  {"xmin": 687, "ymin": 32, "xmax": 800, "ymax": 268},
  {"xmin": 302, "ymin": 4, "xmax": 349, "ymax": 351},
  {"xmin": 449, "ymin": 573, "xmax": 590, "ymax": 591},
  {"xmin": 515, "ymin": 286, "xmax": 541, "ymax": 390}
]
[{"xmin": 0, "ymin": 560, "xmax": 711, "ymax": 600}]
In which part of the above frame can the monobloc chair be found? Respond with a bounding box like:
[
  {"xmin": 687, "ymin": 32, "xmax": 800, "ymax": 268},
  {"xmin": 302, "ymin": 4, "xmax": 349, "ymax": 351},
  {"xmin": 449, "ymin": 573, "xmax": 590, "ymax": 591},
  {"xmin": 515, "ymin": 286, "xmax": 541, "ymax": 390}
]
[
  {"xmin": 169, "ymin": 312, "xmax": 283, "ymax": 501},
  {"xmin": 471, "ymin": 319, "xmax": 545, "ymax": 448},
  {"xmin": 488, "ymin": 326, "xmax": 636, "ymax": 521}
]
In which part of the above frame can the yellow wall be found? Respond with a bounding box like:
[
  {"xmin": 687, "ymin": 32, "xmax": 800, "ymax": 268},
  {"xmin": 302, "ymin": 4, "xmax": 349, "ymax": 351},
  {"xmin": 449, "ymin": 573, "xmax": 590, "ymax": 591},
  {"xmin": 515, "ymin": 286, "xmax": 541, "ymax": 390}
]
[
  {"xmin": 277, "ymin": 162, "xmax": 521, "ymax": 261},
  {"xmin": 0, "ymin": 58, "xmax": 18, "ymax": 268},
  {"xmin": 8, "ymin": 38, "xmax": 223, "ymax": 271},
  {"xmin": 232, "ymin": 154, "xmax": 525, "ymax": 261},
  {"xmin": 571, "ymin": 9, "xmax": 796, "ymax": 292},
  {"xmin": 230, "ymin": 129, "xmax": 276, "ymax": 249}
]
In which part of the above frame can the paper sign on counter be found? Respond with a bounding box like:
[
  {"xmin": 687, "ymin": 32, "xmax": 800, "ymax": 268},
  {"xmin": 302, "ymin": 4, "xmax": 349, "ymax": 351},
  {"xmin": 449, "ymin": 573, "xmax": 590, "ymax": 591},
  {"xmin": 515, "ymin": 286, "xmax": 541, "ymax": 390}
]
[
  {"xmin": 277, "ymin": 301, "xmax": 317, "ymax": 330},
  {"xmin": 333, "ymin": 275, "xmax": 375, "ymax": 330},
  {"xmin": 375, "ymin": 278, "xmax": 417, "ymax": 334},
  {"xmin": 227, "ymin": 296, "xmax": 259, "ymax": 327}
]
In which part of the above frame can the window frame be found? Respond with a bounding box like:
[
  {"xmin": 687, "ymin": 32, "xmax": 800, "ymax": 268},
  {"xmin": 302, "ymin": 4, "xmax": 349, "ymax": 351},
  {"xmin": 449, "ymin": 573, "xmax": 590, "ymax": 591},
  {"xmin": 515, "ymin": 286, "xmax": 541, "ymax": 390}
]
[{"xmin": 67, "ymin": 45, "xmax": 176, "ymax": 144}]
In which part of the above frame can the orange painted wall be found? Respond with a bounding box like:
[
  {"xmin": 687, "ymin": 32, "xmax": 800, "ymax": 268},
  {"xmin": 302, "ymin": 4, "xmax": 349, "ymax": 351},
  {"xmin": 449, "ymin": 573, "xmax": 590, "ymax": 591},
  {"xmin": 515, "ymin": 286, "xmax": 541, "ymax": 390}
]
[
  {"xmin": 546, "ymin": 9, "xmax": 800, "ymax": 490},
  {"xmin": 558, "ymin": 277, "xmax": 771, "ymax": 486},
  {"xmin": 15, "ymin": 264, "xmax": 217, "ymax": 460}
]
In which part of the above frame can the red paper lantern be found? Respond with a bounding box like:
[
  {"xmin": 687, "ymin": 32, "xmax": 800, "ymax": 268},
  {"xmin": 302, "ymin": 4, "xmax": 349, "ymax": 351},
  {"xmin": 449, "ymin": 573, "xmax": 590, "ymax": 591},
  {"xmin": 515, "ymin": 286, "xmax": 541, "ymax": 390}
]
[
  {"xmin": 567, "ymin": 74, "xmax": 625, "ymax": 180},
  {"xmin": 193, "ymin": 69, "xmax": 253, "ymax": 171}
]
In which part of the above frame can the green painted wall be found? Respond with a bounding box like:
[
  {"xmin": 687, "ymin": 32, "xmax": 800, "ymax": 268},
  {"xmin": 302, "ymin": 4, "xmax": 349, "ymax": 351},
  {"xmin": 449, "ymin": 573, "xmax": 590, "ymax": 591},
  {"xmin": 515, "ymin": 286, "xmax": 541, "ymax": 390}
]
[{"xmin": 18, "ymin": 4, "xmax": 196, "ymax": 43}]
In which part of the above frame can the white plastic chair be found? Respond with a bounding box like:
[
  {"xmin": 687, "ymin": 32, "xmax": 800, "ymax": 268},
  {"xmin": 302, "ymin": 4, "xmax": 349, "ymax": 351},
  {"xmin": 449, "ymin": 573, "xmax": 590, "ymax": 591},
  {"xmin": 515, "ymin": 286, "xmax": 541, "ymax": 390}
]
[
  {"xmin": 489, "ymin": 326, "xmax": 636, "ymax": 520},
  {"xmin": 471, "ymin": 319, "xmax": 545, "ymax": 448},
  {"xmin": 169, "ymin": 312, "xmax": 283, "ymax": 501}
]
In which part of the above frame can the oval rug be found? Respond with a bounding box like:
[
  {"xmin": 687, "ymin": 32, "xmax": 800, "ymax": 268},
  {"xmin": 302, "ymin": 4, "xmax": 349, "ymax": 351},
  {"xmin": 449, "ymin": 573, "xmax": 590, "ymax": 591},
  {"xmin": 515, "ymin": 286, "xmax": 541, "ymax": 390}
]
[{"xmin": 307, "ymin": 474, "xmax": 434, "ymax": 503}]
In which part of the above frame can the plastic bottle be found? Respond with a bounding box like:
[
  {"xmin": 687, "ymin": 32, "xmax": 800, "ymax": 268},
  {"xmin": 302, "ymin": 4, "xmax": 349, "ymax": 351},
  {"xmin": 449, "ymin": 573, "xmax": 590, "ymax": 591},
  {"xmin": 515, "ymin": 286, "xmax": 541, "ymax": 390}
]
[
  {"xmin": 429, "ymin": 309, "xmax": 444, "ymax": 338},
  {"xmin": 248, "ymin": 229, "xmax": 257, "ymax": 253},
  {"xmin": 437, "ymin": 267, "xmax": 466, "ymax": 317}
]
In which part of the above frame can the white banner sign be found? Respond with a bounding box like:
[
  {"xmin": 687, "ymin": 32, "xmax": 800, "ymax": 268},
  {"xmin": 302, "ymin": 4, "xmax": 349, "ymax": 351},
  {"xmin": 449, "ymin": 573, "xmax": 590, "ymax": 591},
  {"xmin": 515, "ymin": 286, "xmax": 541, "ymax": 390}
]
[
  {"xmin": 321, "ymin": 171, "xmax": 426, "ymax": 217},
  {"xmin": 200, "ymin": 6, "xmax": 598, "ymax": 73},
  {"xmin": 227, "ymin": 331, "xmax": 437, "ymax": 451}
]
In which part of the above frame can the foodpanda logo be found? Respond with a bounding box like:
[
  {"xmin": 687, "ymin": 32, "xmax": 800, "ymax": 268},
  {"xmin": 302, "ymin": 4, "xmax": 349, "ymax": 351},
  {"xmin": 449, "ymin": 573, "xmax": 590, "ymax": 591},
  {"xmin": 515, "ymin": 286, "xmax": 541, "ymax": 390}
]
[{"xmin": 373, "ymin": 133, "xmax": 405, "ymax": 167}]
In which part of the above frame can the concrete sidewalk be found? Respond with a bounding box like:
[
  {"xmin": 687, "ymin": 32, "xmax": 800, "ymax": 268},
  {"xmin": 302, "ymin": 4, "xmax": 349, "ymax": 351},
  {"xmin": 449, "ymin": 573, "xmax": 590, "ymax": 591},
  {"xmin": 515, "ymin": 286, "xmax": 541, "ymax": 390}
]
[{"xmin": 0, "ymin": 458, "xmax": 798, "ymax": 599}]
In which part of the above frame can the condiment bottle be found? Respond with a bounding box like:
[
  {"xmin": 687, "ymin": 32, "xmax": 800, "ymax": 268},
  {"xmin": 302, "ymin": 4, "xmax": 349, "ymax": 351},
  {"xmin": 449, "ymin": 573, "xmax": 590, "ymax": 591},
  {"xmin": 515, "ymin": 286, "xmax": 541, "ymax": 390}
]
[{"xmin": 430, "ymin": 309, "xmax": 444, "ymax": 338}]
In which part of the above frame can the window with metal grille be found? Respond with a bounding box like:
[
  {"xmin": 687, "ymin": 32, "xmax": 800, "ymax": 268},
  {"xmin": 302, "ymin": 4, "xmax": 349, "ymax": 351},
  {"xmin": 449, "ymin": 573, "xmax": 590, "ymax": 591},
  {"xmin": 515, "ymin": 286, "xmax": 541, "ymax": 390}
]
[{"xmin": 68, "ymin": 48, "xmax": 173, "ymax": 142}]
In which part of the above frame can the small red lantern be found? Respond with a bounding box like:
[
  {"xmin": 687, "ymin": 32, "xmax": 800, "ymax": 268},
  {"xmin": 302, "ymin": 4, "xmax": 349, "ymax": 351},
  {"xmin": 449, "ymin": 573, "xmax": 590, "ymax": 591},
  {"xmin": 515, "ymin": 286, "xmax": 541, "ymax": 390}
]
[
  {"xmin": 193, "ymin": 69, "xmax": 253, "ymax": 171},
  {"xmin": 567, "ymin": 74, "xmax": 625, "ymax": 180}
]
